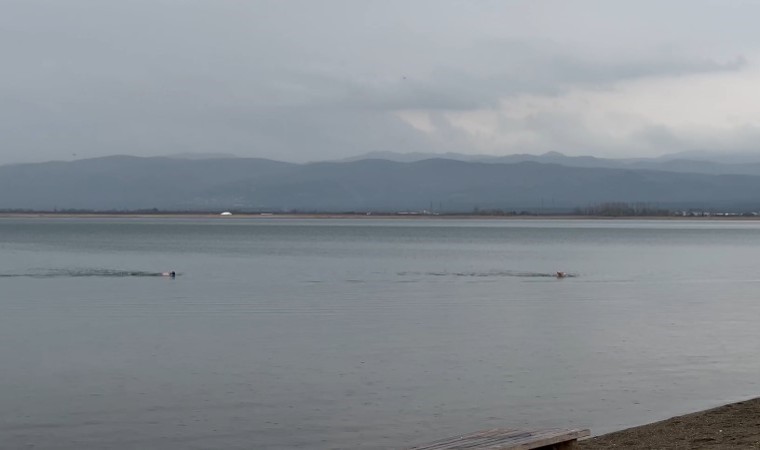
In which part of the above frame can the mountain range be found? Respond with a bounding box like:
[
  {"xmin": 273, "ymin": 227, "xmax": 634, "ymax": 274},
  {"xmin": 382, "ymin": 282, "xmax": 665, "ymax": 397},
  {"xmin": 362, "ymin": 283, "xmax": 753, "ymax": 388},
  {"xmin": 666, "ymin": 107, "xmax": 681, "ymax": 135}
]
[
  {"xmin": 2, "ymin": 153, "xmax": 760, "ymax": 212},
  {"xmin": 339, "ymin": 151, "xmax": 760, "ymax": 175}
]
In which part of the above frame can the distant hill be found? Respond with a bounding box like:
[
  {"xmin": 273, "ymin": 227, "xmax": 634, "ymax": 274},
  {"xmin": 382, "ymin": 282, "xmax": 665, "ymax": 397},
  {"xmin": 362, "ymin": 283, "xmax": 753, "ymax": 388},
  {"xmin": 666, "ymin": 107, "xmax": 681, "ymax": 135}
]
[
  {"xmin": 2, "ymin": 155, "xmax": 760, "ymax": 212},
  {"xmin": 340, "ymin": 151, "xmax": 760, "ymax": 176},
  {"xmin": 655, "ymin": 150, "xmax": 760, "ymax": 164},
  {"xmin": 0, "ymin": 155, "xmax": 295, "ymax": 210},
  {"xmin": 163, "ymin": 152, "xmax": 240, "ymax": 160}
]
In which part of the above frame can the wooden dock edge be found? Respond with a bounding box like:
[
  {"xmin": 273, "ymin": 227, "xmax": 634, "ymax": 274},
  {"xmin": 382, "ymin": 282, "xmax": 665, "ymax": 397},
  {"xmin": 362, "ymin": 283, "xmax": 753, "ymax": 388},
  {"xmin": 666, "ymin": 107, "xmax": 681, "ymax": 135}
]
[{"xmin": 407, "ymin": 427, "xmax": 591, "ymax": 450}]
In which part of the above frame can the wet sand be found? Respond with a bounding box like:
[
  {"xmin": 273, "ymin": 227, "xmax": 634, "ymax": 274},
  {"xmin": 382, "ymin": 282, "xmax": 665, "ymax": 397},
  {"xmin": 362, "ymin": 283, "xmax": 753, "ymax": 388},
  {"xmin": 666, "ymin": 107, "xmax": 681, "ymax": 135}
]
[{"xmin": 579, "ymin": 397, "xmax": 760, "ymax": 449}]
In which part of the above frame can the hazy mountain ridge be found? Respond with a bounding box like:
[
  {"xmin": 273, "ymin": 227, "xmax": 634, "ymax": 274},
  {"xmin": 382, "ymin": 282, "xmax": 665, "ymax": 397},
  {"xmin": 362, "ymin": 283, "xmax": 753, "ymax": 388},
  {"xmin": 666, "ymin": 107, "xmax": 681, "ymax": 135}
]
[
  {"xmin": 2, "ymin": 155, "xmax": 760, "ymax": 212},
  {"xmin": 339, "ymin": 151, "xmax": 760, "ymax": 175}
]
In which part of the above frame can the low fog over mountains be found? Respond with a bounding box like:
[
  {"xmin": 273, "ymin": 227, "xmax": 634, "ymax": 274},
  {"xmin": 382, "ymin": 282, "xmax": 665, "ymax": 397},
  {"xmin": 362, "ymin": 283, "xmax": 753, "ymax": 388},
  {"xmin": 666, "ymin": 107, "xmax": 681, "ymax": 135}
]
[{"xmin": 2, "ymin": 153, "xmax": 760, "ymax": 212}]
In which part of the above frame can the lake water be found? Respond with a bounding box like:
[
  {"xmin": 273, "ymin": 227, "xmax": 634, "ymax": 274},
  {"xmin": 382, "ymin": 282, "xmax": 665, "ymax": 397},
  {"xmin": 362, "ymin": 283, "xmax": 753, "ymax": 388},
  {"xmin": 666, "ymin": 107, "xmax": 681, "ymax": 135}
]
[{"xmin": 1, "ymin": 217, "xmax": 760, "ymax": 449}]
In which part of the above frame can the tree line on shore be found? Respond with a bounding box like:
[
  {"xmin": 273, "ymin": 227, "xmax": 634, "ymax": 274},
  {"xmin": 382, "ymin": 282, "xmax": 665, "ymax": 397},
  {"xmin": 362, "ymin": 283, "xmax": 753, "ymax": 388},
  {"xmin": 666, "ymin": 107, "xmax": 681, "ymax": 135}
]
[{"xmin": 2, "ymin": 202, "xmax": 757, "ymax": 217}]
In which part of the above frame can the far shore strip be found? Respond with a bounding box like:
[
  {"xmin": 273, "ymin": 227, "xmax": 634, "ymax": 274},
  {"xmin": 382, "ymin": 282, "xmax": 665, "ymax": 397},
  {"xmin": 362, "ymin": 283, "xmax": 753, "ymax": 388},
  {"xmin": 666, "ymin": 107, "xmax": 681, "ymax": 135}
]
[
  {"xmin": 579, "ymin": 397, "xmax": 760, "ymax": 449},
  {"xmin": 3, "ymin": 212, "xmax": 760, "ymax": 221}
]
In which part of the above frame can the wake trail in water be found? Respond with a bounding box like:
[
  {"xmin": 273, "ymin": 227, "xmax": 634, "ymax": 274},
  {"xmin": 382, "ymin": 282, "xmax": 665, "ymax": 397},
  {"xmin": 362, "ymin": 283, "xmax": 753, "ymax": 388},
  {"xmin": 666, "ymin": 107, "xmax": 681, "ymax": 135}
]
[
  {"xmin": 0, "ymin": 269, "xmax": 179, "ymax": 278},
  {"xmin": 398, "ymin": 270, "xmax": 577, "ymax": 278}
]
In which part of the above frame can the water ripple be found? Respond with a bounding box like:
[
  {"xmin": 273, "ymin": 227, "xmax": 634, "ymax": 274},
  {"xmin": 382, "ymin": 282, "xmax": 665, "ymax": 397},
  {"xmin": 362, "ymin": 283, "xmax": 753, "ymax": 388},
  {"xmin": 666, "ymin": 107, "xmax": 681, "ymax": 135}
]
[
  {"xmin": 397, "ymin": 270, "xmax": 576, "ymax": 278},
  {"xmin": 0, "ymin": 268, "xmax": 178, "ymax": 278}
]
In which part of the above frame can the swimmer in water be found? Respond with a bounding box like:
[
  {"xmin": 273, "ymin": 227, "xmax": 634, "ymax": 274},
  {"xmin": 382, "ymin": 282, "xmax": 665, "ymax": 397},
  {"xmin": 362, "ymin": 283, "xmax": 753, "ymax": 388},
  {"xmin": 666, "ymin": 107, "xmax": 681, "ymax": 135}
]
[{"xmin": 170, "ymin": 271, "xmax": 176, "ymax": 278}]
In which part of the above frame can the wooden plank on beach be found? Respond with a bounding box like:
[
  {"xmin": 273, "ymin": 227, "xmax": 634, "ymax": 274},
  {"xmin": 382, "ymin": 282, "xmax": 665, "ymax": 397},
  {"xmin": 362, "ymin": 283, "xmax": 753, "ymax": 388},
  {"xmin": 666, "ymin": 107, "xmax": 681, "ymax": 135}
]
[{"xmin": 407, "ymin": 427, "xmax": 591, "ymax": 450}]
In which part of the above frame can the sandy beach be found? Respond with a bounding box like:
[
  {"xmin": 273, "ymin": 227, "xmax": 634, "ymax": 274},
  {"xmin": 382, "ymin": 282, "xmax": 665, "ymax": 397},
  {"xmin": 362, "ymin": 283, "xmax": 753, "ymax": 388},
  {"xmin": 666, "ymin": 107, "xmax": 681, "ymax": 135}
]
[{"xmin": 578, "ymin": 397, "xmax": 760, "ymax": 449}]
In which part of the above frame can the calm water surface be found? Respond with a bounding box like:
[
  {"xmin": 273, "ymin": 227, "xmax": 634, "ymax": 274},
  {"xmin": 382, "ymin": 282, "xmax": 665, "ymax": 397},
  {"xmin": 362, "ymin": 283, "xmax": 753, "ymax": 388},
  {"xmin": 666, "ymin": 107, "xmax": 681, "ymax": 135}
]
[{"xmin": 1, "ymin": 217, "xmax": 760, "ymax": 449}]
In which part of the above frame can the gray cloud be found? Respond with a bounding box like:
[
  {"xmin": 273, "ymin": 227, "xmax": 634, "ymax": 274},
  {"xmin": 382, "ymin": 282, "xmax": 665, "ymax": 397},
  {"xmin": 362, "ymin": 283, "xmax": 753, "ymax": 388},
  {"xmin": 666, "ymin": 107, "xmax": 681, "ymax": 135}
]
[
  {"xmin": 326, "ymin": 43, "xmax": 746, "ymax": 112},
  {"xmin": 1, "ymin": 0, "xmax": 759, "ymax": 164},
  {"xmin": 632, "ymin": 124, "xmax": 760, "ymax": 156}
]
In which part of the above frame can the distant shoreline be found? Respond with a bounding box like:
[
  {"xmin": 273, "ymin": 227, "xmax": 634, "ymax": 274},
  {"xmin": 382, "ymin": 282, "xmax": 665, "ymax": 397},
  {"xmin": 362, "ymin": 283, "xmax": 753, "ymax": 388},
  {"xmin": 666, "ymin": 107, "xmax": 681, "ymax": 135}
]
[{"xmin": 2, "ymin": 212, "xmax": 760, "ymax": 221}]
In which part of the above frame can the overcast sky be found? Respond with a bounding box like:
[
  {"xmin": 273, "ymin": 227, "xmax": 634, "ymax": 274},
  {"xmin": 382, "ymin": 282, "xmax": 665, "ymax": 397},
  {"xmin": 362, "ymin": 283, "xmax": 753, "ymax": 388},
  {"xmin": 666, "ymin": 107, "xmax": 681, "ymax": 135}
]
[{"xmin": 3, "ymin": 0, "xmax": 760, "ymax": 164}]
